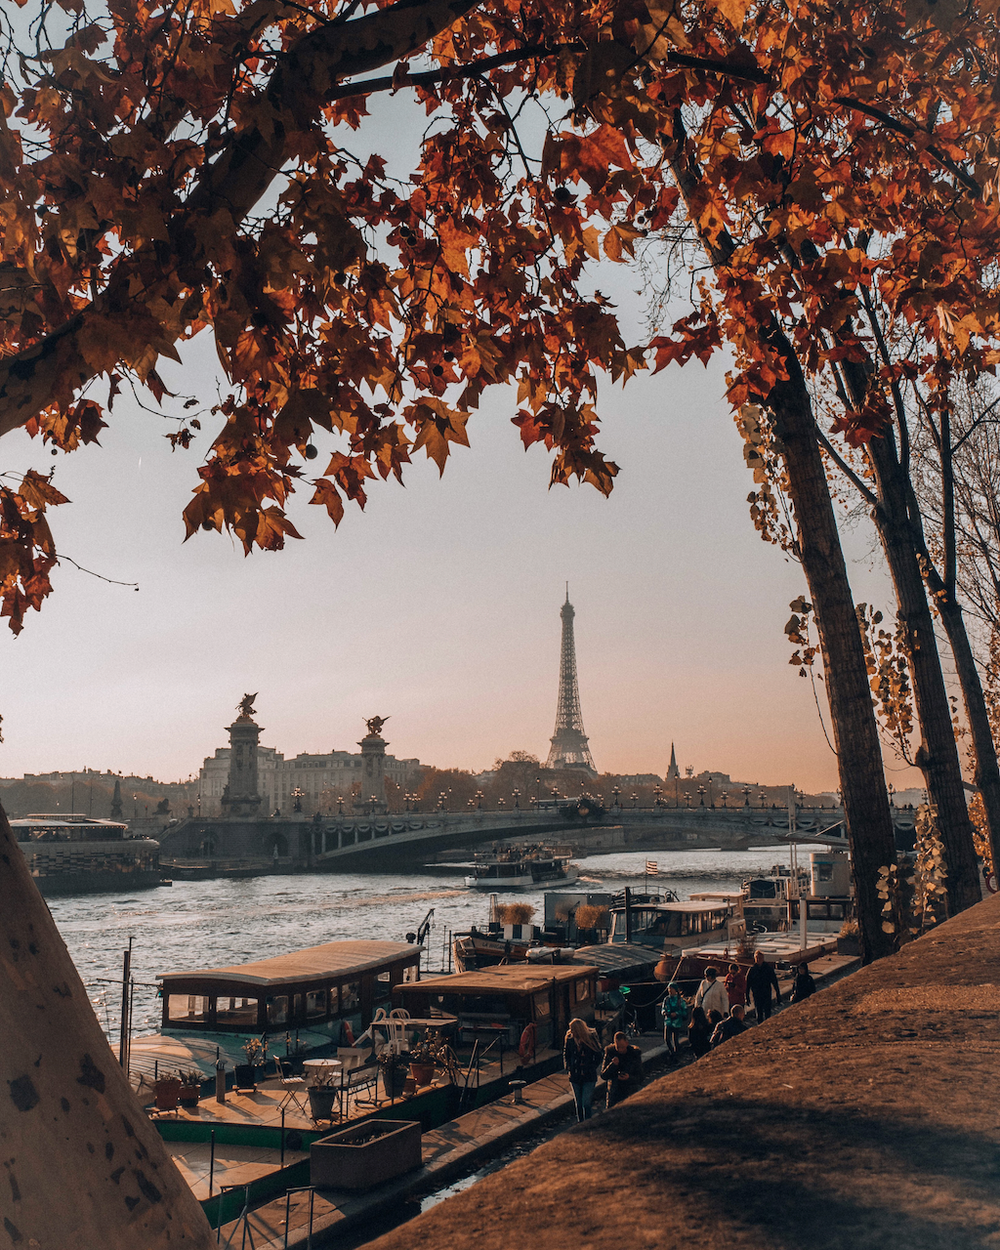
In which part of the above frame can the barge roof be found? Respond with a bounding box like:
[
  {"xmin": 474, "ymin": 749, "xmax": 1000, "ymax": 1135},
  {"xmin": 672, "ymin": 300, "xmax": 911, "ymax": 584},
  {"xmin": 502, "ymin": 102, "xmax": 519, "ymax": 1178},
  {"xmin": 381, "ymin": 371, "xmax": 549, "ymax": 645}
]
[
  {"xmin": 159, "ymin": 940, "xmax": 419, "ymax": 988},
  {"xmin": 401, "ymin": 964, "xmax": 596, "ymax": 996}
]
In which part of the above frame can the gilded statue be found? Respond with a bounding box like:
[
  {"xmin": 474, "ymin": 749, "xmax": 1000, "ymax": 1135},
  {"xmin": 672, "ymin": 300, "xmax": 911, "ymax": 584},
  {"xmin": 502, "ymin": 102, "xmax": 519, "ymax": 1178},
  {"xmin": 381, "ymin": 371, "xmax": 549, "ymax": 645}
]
[
  {"xmin": 365, "ymin": 715, "xmax": 389, "ymax": 737},
  {"xmin": 238, "ymin": 692, "xmax": 258, "ymax": 718}
]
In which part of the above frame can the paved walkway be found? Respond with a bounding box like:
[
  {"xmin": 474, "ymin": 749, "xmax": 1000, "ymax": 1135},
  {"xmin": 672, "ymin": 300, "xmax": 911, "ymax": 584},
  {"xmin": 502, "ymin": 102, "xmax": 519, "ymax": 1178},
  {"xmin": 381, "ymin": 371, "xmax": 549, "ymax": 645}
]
[{"xmin": 366, "ymin": 895, "xmax": 1000, "ymax": 1250}]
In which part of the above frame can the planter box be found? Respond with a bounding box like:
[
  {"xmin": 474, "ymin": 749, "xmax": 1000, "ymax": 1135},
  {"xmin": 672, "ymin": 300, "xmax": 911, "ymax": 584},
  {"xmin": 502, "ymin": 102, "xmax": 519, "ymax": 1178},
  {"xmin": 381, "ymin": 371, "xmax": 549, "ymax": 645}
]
[
  {"xmin": 310, "ymin": 1119, "xmax": 422, "ymax": 1190},
  {"xmin": 837, "ymin": 936, "xmax": 860, "ymax": 956}
]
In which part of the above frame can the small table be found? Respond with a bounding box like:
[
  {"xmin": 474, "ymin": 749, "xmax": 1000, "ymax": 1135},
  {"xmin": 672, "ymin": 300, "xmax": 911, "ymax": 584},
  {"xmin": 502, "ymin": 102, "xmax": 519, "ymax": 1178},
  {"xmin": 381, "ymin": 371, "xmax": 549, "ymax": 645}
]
[{"xmin": 302, "ymin": 1059, "xmax": 342, "ymax": 1088}]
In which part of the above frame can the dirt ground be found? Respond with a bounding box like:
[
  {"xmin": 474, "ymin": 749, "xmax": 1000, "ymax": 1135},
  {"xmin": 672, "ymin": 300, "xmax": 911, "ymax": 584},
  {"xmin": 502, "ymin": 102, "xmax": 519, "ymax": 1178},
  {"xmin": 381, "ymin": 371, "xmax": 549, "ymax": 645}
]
[{"xmin": 367, "ymin": 895, "xmax": 1000, "ymax": 1250}]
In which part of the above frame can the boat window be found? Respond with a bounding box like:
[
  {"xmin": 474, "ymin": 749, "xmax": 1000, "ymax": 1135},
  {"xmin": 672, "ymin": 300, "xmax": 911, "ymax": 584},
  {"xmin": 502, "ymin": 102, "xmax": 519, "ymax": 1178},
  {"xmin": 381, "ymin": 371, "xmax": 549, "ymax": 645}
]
[
  {"xmin": 215, "ymin": 996, "xmax": 259, "ymax": 1027},
  {"xmin": 403, "ymin": 963, "xmax": 419, "ymax": 983},
  {"xmin": 748, "ymin": 880, "xmax": 778, "ymax": 899},
  {"xmin": 266, "ymin": 995, "xmax": 289, "ymax": 1026},
  {"xmin": 340, "ymin": 981, "xmax": 360, "ymax": 1013},
  {"xmin": 532, "ymin": 993, "xmax": 551, "ymax": 1019},
  {"xmin": 574, "ymin": 980, "xmax": 591, "ymax": 1003},
  {"xmin": 816, "ymin": 862, "xmax": 834, "ymax": 882},
  {"xmin": 306, "ymin": 990, "xmax": 327, "ymax": 1019},
  {"xmin": 293, "ymin": 993, "xmax": 306, "ymax": 1020},
  {"xmin": 167, "ymin": 994, "xmax": 211, "ymax": 1025}
]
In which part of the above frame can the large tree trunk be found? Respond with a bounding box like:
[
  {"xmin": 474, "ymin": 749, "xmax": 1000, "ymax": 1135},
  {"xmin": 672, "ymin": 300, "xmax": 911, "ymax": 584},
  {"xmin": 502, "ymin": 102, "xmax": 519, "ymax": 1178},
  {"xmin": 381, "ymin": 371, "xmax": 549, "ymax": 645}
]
[
  {"xmin": 0, "ymin": 806, "xmax": 215, "ymax": 1247},
  {"xmin": 862, "ymin": 434, "xmax": 981, "ymax": 913},
  {"xmin": 762, "ymin": 329, "xmax": 900, "ymax": 960}
]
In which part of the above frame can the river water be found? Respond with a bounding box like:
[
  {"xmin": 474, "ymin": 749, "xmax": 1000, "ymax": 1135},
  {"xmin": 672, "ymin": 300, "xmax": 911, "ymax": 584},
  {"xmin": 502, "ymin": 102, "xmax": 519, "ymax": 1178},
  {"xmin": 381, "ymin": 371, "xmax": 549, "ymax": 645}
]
[{"xmin": 48, "ymin": 845, "xmax": 802, "ymax": 1041}]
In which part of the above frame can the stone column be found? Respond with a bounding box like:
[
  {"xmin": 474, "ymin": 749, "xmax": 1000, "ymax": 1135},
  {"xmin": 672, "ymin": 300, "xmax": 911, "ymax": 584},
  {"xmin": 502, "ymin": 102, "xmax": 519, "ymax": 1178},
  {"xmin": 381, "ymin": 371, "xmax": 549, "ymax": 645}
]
[
  {"xmin": 355, "ymin": 733, "xmax": 388, "ymax": 814},
  {"xmin": 221, "ymin": 714, "xmax": 263, "ymax": 817}
]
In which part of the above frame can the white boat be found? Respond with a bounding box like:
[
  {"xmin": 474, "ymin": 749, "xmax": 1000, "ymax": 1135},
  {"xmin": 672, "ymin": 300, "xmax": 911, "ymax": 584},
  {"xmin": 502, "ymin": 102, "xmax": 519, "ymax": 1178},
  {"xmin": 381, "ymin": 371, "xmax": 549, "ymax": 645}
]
[{"xmin": 463, "ymin": 845, "xmax": 578, "ymax": 891}]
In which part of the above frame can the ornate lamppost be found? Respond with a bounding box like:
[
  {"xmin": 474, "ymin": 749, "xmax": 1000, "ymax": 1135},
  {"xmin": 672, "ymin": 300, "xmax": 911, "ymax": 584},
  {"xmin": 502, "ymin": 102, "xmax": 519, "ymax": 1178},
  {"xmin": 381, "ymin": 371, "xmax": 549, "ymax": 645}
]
[
  {"xmin": 512, "ymin": 789, "xmax": 520, "ymax": 809},
  {"xmin": 684, "ymin": 791, "xmax": 692, "ymax": 808},
  {"xmin": 611, "ymin": 785, "xmax": 622, "ymax": 810},
  {"xmin": 476, "ymin": 790, "xmax": 485, "ymax": 810},
  {"xmin": 653, "ymin": 785, "xmax": 663, "ymax": 807},
  {"xmin": 697, "ymin": 784, "xmax": 706, "ymax": 807},
  {"xmin": 742, "ymin": 785, "xmax": 751, "ymax": 807}
]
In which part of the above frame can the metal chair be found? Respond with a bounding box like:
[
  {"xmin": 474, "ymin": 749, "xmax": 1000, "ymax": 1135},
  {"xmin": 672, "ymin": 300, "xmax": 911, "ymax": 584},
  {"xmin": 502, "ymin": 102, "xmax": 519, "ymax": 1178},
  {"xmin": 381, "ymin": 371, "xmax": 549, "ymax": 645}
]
[{"xmin": 275, "ymin": 1057, "xmax": 308, "ymax": 1117}]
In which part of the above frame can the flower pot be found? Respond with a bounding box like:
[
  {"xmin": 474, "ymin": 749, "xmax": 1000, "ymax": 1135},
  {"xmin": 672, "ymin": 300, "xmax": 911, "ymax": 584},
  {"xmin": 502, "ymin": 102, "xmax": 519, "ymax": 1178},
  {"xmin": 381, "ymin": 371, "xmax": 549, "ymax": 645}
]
[
  {"xmin": 409, "ymin": 1062, "xmax": 435, "ymax": 1088},
  {"xmin": 178, "ymin": 1084, "xmax": 201, "ymax": 1108},
  {"xmin": 234, "ymin": 1063, "xmax": 258, "ymax": 1090},
  {"xmin": 154, "ymin": 1078, "xmax": 182, "ymax": 1111},
  {"xmin": 307, "ymin": 1087, "xmax": 339, "ymax": 1122},
  {"xmin": 382, "ymin": 1064, "xmax": 408, "ymax": 1100},
  {"xmin": 310, "ymin": 1119, "xmax": 422, "ymax": 1190}
]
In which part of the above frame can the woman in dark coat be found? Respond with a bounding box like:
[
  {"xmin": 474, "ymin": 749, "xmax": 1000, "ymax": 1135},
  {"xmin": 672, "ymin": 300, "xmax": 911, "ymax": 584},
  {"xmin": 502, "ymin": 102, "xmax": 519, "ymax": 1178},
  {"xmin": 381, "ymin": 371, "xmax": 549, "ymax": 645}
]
[
  {"xmin": 563, "ymin": 1018, "xmax": 602, "ymax": 1121},
  {"xmin": 688, "ymin": 1006, "xmax": 713, "ymax": 1058}
]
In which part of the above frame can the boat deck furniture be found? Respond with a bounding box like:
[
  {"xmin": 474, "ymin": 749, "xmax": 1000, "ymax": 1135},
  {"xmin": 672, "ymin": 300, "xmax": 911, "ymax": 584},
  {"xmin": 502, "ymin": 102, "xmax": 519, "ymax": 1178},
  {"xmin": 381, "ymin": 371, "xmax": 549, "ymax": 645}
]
[{"xmin": 275, "ymin": 1058, "xmax": 309, "ymax": 1117}]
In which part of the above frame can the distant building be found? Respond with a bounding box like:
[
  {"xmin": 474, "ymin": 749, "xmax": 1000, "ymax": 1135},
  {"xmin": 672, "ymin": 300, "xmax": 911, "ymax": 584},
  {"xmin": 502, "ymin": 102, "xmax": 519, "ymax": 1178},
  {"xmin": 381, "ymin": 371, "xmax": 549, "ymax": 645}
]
[
  {"xmin": 545, "ymin": 590, "xmax": 597, "ymax": 777},
  {"xmin": 197, "ymin": 744, "xmax": 422, "ymax": 816}
]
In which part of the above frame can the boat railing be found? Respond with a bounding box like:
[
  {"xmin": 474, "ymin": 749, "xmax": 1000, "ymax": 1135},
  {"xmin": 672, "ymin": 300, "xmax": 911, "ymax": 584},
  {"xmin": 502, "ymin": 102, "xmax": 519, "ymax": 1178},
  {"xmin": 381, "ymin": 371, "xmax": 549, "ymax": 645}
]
[{"xmin": 282, "ymin": 1188, "xmax": 316, "ymax": 1250}]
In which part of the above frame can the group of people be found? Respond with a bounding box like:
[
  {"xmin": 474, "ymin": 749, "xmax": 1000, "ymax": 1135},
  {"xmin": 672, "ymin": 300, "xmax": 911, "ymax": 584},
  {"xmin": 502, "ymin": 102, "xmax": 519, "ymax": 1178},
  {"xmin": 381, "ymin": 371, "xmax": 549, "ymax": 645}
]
[
  {"xmin": 563, "ymin": 1018, "xmax": 642, "ymax": 1122},
  {"xmin": 562, "ymin": 953, "xmax": 818, "ymax": 1123},
  {"xmin": 666, "ymin": 952, "xmax": 817, "ymax": 1059}
]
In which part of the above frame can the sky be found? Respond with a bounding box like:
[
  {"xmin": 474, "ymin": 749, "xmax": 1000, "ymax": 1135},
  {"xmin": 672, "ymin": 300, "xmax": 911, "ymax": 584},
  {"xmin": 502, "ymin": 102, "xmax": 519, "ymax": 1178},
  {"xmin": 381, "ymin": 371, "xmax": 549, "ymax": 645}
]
[{"xmin": 0, "ymin": 38, "xmax": 930, "ymax": 794}]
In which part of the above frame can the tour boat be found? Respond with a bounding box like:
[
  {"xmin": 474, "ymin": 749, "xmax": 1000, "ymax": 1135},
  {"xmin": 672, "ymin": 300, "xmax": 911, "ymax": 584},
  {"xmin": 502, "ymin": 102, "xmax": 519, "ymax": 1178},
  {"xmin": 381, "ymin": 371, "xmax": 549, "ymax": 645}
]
[
  {"xmin": 463, "ymin": 844, "xmax": 578, "ymax": 891},
  {"xmin": 608, "ymin": 890, "xmax": 745, "ymax": 953},
  {"xmin": 11, "ymin": 813, "xmax": 162, "ymax": 896}
]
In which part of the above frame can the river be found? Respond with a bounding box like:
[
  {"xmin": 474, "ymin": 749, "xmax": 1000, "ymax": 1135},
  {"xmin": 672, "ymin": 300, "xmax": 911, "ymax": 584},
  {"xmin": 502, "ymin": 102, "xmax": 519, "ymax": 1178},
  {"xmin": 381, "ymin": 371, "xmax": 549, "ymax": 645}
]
[{"xmin": 48, "ymin": 845, "xmax": 804, "ymax": 1041}]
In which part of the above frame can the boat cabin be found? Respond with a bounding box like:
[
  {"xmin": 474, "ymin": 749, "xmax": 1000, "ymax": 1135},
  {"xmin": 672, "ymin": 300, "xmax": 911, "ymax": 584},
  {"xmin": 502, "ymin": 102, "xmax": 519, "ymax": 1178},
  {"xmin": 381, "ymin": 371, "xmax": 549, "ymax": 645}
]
[
  {"xmin": 158, "ymin": 940, "xmax": 421, "ymax": 1036},
  {"xmin": 609, "ymin": 898, "xmax": 743, "ymax": 950},
  {"xmin": 395, "ymin": 963, "xmax": 597, "ymax": 1051}
]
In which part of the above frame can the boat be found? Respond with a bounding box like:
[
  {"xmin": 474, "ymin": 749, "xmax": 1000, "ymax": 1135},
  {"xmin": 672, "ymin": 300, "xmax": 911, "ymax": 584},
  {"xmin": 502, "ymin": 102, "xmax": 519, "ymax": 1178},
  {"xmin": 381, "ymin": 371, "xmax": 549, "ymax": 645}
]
[
  {"xmin": 608, "ymin": 889, "xmax": 744, "ymax": 953},
  {"xmin": 126, "ymin": 940, "xmax": 426, "ymax": 1085},
  {"xmin": 463, "ymin": 844, "xmax": 578, "ymax": 891},
  {"xmin": 11, "ymin": 812, "xmax": 162, "ymax": 896}
]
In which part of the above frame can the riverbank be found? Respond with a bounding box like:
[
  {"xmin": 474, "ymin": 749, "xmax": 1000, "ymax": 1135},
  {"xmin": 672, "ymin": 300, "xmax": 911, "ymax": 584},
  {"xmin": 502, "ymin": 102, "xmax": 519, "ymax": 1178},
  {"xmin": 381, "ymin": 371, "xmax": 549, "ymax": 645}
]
[{"xmin": 367, "ymin": 893, "xmax": 1000, "ymax": 1250}]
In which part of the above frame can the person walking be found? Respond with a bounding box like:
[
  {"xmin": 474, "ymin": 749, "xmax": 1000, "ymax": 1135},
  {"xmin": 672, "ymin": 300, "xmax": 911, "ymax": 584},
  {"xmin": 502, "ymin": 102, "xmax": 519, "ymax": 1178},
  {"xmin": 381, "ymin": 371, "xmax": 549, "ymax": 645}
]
[
  {"xmin": 563, "ymin": 1017, "xmax": 602, "ymax": 1122},
  {"xmin": 710, "ymin": 1004, "xmax": 748, "ymax": 1047},
  {"xmin": 600, "ymin": 1031, "xmax": 643, "ymax": 1108},
  {"xmin": 694, "ymin": 966, "xmax": 729, "ymax": 1019},
  {"xmin": 660, "ymin": 984, "xmax": 690, "ymax": 1057},
  {"xmin": 745, "ymin": 951, "xmax": 781, "ymax": 1023},
  {"xmin": 724, "ymin": 962, "xmax": 747, "ymax": 1009},
  {"xmin": 688, "ymin": 1006, "xmax": 712, "ymax": 1059},
  {"xmin": 790, "ymin": 962, "xmax": 817, "ymax": 1004}
]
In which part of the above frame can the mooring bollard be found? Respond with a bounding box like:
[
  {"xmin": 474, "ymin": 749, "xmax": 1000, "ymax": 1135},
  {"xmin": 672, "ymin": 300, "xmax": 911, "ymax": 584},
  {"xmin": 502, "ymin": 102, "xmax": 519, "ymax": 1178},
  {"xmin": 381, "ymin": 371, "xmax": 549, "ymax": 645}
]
[
  {"xmin": 509, "ymin": 1079, "xmax": 527, "ymax": 1105},
  {"xmin": 216, "ymin": 1059, "xmax": 226, "ymax": 1104}
]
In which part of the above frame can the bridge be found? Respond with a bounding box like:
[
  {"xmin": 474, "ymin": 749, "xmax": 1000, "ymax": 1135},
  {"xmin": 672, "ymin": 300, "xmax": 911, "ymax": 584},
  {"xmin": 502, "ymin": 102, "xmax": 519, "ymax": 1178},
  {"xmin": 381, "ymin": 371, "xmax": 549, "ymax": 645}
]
[{"xmin": 154, "ymin": 801, "xmax": 893, "ymax": 873}]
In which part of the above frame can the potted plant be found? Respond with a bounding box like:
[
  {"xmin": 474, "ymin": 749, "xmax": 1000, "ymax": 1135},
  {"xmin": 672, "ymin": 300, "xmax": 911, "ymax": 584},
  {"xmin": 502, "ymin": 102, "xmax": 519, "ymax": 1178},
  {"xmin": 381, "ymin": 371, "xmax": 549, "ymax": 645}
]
[
  {"xmin": 408, "ymin": 1032, "xmax": 447, "ymax": 1088},
  {"xmin": 234, "ymin": 1036, "xmax": 267, "ymax": 1090},
  {"xmin": 306, "ymin": 1066, "xmax": 340, "ymax": 1123},
  {"xmin": 177, "ymin": 1070, "xmax": 203, "ymax": 1108},
  {"xmin": 153, "ymin": 1074, "xmax": 182, "ymax": 1111},
  {"xmin": 837, "ymin": 918, "xmax": 861, "ymax": 956},
  {"xmin": 378, "ymin": 1048, "xmax": 411, "ymax": 1100}
]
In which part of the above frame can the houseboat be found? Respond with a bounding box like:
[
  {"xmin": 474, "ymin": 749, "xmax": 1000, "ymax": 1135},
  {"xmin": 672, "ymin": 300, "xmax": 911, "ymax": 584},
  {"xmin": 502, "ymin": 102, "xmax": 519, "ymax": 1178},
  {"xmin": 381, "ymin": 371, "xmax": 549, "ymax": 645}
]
[
  {"xmin": 464, "ymin": 844, "xmax": 578, "ymax": 891},
  {"xmin": 126, "ymin": 940, "xmax": 424, "ymax": 1084},
  {"xmin": 608, "ymin": 892, "xmax": 744, "ymax": 953},
  {"xmin": 396, "ymin": 963, "xmax": 597, "ymax": 1052},
  {"xmin": 11, "ymin": 813, "xmax": 161, "ymax": 896}
]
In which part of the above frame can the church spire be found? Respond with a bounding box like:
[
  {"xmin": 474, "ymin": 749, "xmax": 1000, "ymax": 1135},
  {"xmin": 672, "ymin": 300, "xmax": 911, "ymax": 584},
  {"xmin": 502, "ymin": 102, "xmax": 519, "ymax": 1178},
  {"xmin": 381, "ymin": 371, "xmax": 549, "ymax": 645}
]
[{"xmin": 666, "ymin": 742, "xmax": 680, "ymax": 780}]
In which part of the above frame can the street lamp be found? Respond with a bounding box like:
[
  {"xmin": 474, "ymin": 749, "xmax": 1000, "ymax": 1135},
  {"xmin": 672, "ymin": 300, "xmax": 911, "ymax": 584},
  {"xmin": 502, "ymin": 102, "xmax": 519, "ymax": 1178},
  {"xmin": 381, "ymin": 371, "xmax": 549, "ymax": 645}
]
[
  {"xmin": 887, "ymin": 782, "xmax": 895, "ymax": 807},
  {"xmin": 697, "ymin": 784, "xmax": 706, "ymax": 807},
  {"xmin": 337, "ymin": 795, "xmax": 344, "ymax": 815},
  {"xmin": 742, "ymin": 785, "xmax": 751, "ymax": 807},
  {"xmin": 653, "ymin": 785, "xmax": 663, "ymax": 807},
  {"xmin": 684, "ymin": 791, "xmax": 691, "ymax": 808},
  {"xmin": 630, "ymin": 792, "xmax": 638, "ymax": 808},
  {"xmin": 498, "ymin": 797, "xmax": 506, "ymax": 808},
  {"xmin": 611, "ymin": 785, "xmax": 621, "ymax": 809},
  {"xmin": 512, "ymin": 789, "xmax": 520, "ymax": 809},
  {"xmin": 758, "ymin": 790, "xmax": 767, "ymax": 808},
  {"xmin": 437, "ymin": 791, "xmax": 446, "ymax": 811},
  {"xmin": 369, "ymin": 793, "xmax": 377, "ymax": 814},
  {"xmin": 720, "ymin": 791, "xmax": 728, "ymax": 808},
  {"xmin": 476, "ymin": 790, "xmax": 485, "ymax": 810}
]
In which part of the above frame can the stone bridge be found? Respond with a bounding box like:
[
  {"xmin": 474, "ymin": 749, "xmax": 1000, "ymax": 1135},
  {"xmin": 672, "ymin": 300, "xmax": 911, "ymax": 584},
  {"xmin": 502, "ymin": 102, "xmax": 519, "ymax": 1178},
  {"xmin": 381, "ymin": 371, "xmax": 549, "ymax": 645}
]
[{"xmin": 156, "ymin": 802, "xmax": 877, "ymax": 873}]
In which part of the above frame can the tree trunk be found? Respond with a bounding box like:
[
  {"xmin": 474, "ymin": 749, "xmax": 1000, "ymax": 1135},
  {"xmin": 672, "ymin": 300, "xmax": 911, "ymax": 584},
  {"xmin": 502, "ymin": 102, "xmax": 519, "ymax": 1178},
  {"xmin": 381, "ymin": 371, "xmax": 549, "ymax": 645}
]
[
  {"xmin": 0, "ymin": 806, "xmax": 215, "ymax": 1247},
  {"xmin": 933, "ymin": 588, "xmax": 1000, "ymax": 878},
  {"xmin": 865, "ymin": 433, "xmax": 982, "ymax": 913},
  {"xmin": 762, "ymin": 329, "xmax": 901, "ymax": 960}
]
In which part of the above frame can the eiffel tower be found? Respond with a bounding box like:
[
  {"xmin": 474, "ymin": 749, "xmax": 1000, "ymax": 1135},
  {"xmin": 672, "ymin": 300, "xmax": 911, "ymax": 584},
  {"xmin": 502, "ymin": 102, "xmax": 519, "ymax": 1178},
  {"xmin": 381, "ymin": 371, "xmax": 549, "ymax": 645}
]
[{"xmin": 545, "ymin": 588, "xmax": 597, "ymax": 776}]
